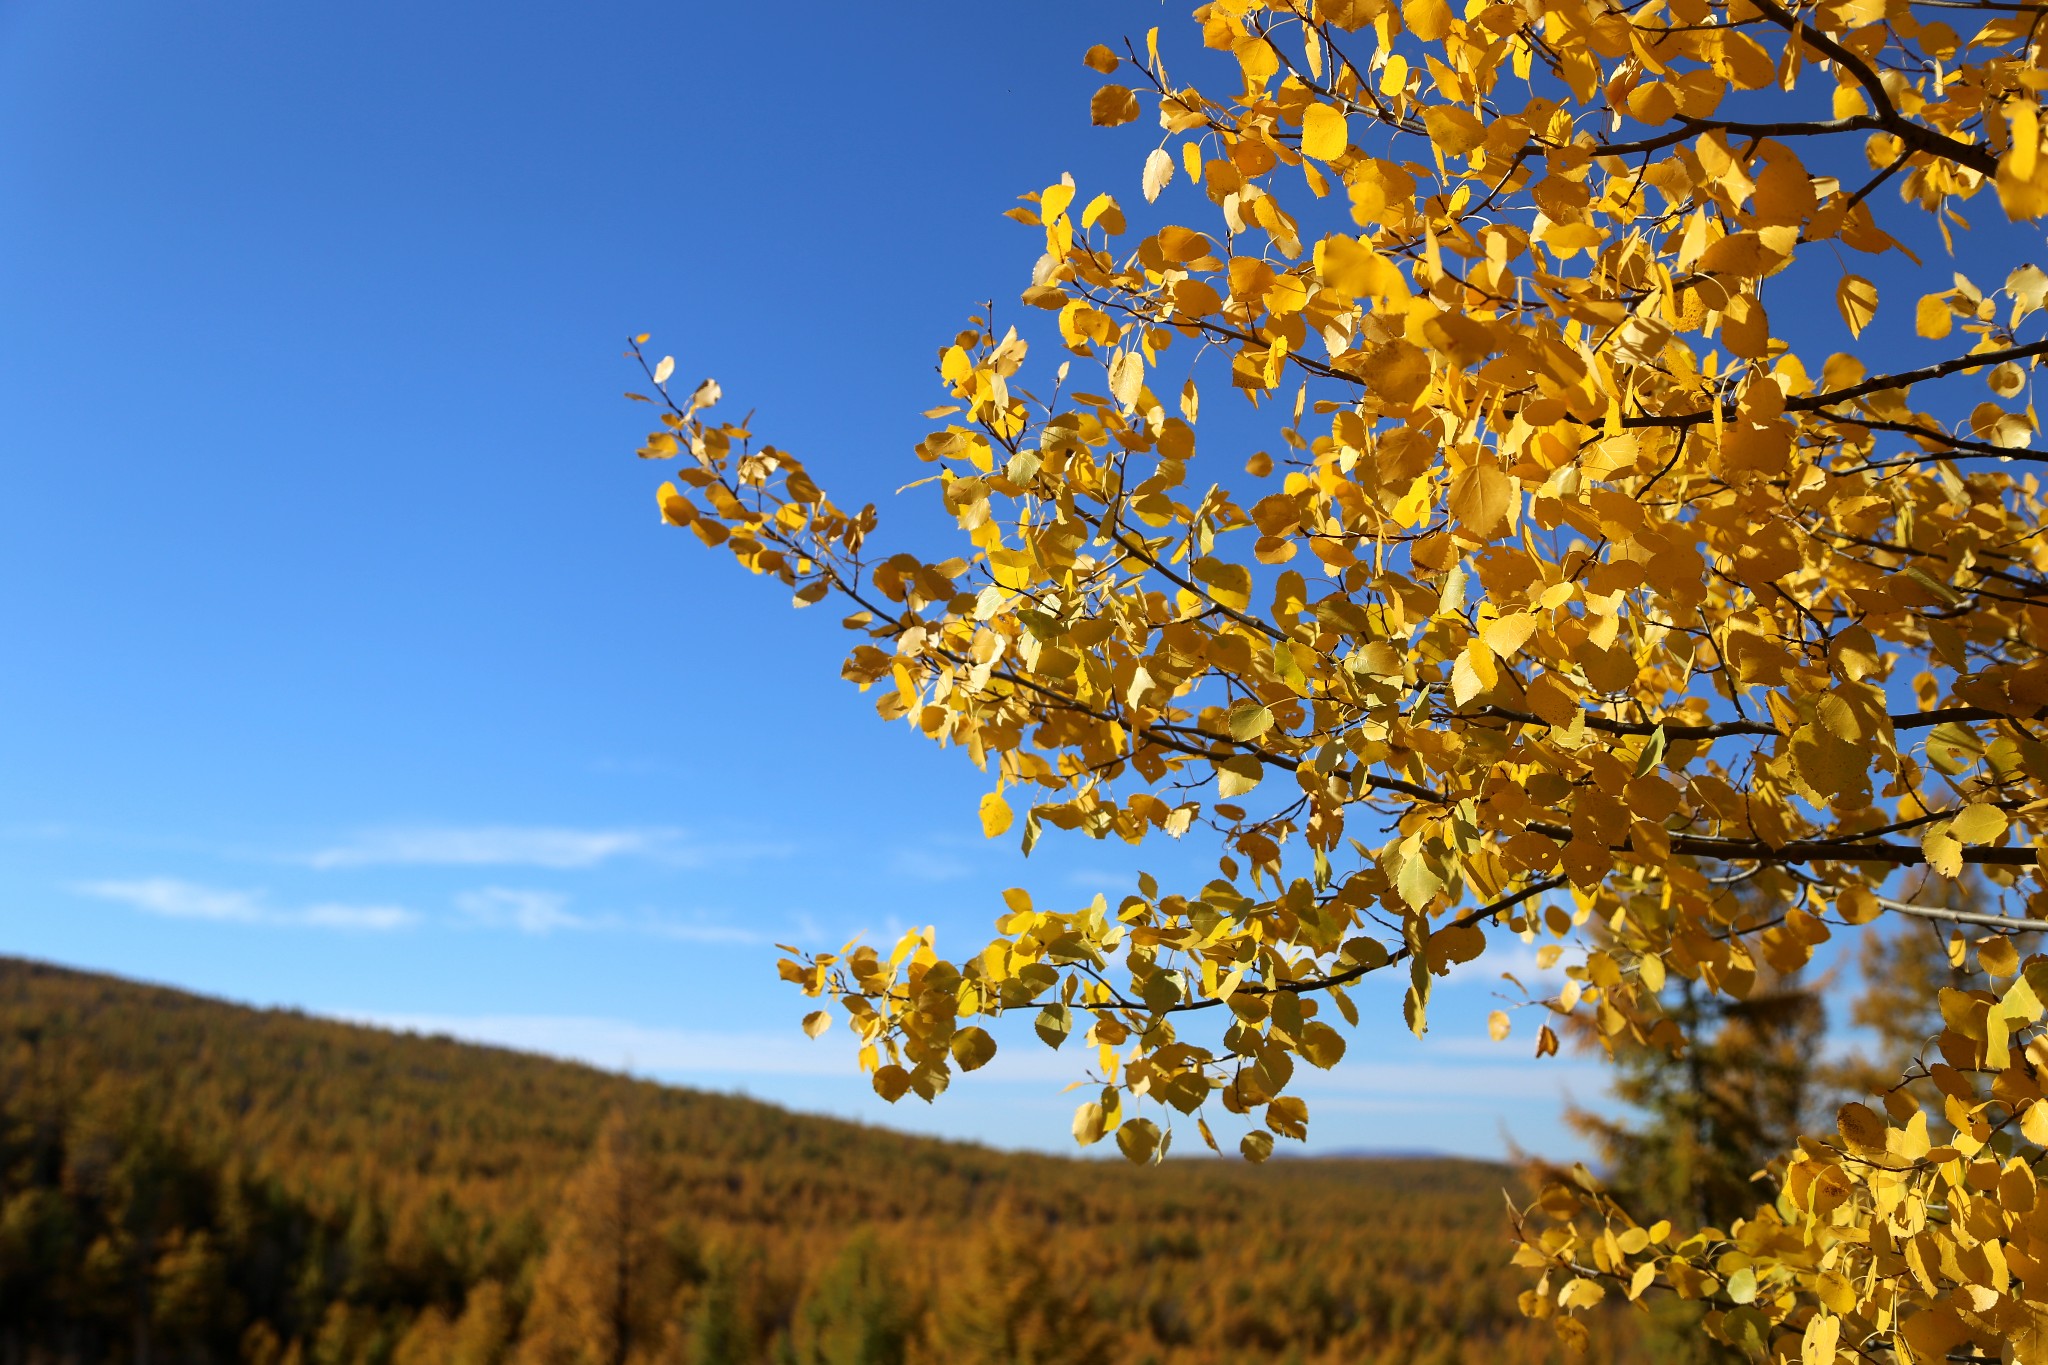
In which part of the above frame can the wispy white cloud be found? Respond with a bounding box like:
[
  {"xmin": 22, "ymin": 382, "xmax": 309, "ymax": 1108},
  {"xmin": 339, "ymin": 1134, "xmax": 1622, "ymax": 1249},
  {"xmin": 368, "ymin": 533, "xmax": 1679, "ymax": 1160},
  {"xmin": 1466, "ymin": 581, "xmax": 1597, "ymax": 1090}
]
[
  {"xmin": 341, "ymin": 1012, "xmax": 865, "ymax": 1078},
  {"xmin": 338, "ymin": 1010, "xmax": 1604, "ymax": 1108},
  {"xmin": 306, "ymin": 825, "xmax": 693, "ymax": 870},
  {"xmin": 74, "ymin": 878, "xmax": 416, "ymax": 931},
  {"xmin": 456, "ymin": 887, "xmax": 586, "ymax": 934},
  {"xmin": 451, "ymin": 886, "xmax": 765, "ymax": 944}
]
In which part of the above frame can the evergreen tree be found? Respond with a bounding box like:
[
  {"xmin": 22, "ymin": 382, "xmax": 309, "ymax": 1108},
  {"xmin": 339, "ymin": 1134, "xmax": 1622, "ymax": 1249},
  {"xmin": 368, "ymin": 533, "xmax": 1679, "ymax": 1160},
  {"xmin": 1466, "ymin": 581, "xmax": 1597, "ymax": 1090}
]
[
  {"xmin": 788, "ymin": 1234, "xmax": 907, "ymax": 1365},
  {"xmin": 1568, "ymin": 973, "xmax": 1825, "ymax": 1230},
  {"xmin": 1565, "ymin": 893, "xmax": 1826, "ymax": 1365},
  {"xmin": 685, "ymin": 1248, "xmax": 750, "ymax": 1365}
]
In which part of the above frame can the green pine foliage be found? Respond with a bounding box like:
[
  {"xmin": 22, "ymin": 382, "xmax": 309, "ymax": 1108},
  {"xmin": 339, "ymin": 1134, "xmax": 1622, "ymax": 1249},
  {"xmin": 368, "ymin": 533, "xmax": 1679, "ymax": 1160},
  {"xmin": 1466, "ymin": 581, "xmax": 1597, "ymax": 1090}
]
[{"xmin": 0, "ymin": 958, "xmax": 1637, "ymax": 1364}]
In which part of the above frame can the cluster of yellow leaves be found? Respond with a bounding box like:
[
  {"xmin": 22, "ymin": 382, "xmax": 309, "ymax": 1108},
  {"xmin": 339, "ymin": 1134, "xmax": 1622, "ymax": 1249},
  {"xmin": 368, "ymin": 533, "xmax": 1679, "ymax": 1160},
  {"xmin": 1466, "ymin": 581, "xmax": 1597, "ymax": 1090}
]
[
  {"xmin": 1523, "ymin": 944, "xmax": 2048, "ymax": 1360},
  {"xmin": 632, "ymin": 0, "xmax": 2048, "ymax": 1355}
]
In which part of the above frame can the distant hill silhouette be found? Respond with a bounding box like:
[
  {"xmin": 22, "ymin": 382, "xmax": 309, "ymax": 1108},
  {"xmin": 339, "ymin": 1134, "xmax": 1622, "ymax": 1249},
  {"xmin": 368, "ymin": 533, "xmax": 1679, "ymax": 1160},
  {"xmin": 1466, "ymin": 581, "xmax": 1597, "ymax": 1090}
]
[{"xmin": 0, "ymin": 955, "xmax": 1636, "ymax": 1364}]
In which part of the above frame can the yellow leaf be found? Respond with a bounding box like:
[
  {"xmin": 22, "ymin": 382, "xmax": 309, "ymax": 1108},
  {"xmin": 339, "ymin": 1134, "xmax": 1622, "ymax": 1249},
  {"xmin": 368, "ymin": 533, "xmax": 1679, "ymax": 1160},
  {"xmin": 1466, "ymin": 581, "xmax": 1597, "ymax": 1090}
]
[
  {"xmin": 801, "ymin": 1010, "xmax": 831, "ymax": 1039},
  {"xmin": 1922, "ymin": 827, "xmax": 1964, "ymax": 878},
  {"xmin": 1836, "ymin": 275, "xmax": 1878, "ymax": 338},
  {"xmin": 1040, "ymin": 182, "xmax": 1076, "ymax": 224},
  {"xmin": 950, "ymin": 1026, "xmax": 997, "ymax": 1072},
  {"xmin": 1115, "ymin": 1116, "xmax": 1162, "ymax": 1163},
  {"xmin": 1072, "ymin": 1101, "xmax": 1109, "ymax": 1145},
  {"xmin": 980, "ymin": 791, "xmax": 1015, "ymax": 837},
  {"xmin": 2011, "ymin": 264, "xmax": 2048, "ymax": 326},
  {"xmin": 1917, "ymin": 292, "xmax": 1954, "ymax": 339},
  {"xmin": 2022, "ymin": 1099, "xmax": 2048, "ymax": 1146},
  {"xmin": 1452, "ymin": 642, "xmax": 1498, "ymax": 706},
  {"xmin": 657, "ymin": 482, "xmax": 697, "ymax": 527},
  {"xmin": 1801, "ymin": 1312, "xmax": 1839, "ymax": 1365},
  {"xmin": 1215, "ymin": 754, "xmax": 1264, "ymax": 797},
  {"xmin": 1300, "ymin": 102, "xmax": 1350, "ymax": 162},
  {"xmin": 1488, "ymin": 1010, "xmax": 1511, "ymax": 1041},
  {"xmin": 1090, "ymin": 84, "xmax": 1140, "ymax": 127},
  {"xmin": 872, "ymin": 1065, "xmax": 912, "ymax": 1102},
  {"xmin": 1142, "ymin": 147, "xmax": 1174, "ymax": 203},
  {"xmin": 1300, "ymin": 1022, "xmax": 1347, "ymax": 1068},
  {"xmin": 1952, "ymin": 802, "xmax": 2009, "ymax": 844},
  {"xmin": 1080, "ymin": 192, "xmax": 1124, "ymax": 232},
  {"xmin": 1421, "ymin": 104, "xmax": 1485, "ymax": 158},
  {"xmin": 1083, "ymin": 43, "xmax": 1119, "ymax": 73},
  {"xmin": 1837, "ymin": 1101, "xmax": 1888, "ymax": 1155},
  {"xmin": 1401, "ymin": 0, "xmax": 1450, "ymax": 41},
  {"xmin": 1109, "ymin": 348, "xmax": 1144, "ymax": 409},
  {"xmin": 1447, "ymin": 462, "xmax": 1512, "ymax": 539},
  {"xmin": 1480, "ymin": 612, "xmax": 1540, "ymax": 659},
  {"xmin": 1228, "ymin": 701, "xmax": 1275, "ymax": 741}
]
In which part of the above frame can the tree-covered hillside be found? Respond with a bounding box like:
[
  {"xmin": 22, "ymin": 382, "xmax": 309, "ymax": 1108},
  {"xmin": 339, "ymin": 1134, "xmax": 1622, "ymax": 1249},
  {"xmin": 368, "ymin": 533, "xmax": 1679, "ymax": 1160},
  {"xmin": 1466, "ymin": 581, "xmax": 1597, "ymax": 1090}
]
[{"xmin": 0, "ymin": 957, "xmax": 1634, "ymax": 1364}]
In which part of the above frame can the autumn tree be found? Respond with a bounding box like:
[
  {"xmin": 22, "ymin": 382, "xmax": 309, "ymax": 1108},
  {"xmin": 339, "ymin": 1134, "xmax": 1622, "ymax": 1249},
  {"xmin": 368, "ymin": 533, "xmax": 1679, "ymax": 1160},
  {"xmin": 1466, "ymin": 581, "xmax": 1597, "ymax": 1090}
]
[
  {"xmin": 788, "ymin": 1234, "xmax": 911, "ymax": 1365},
  {"xmin": 1566, "ymin": 876, "xmax": 1827, "ymax": 1232},
  {"xmin": 516, "ymin": 1112, "xmax": 669, "ymax": 1365},
  {"xmin": 631, "ymin": 0, "xmax": 2048, "ymax": 1357},
  {"xmin": 1565, "ymin": 887, "xmax": 1826, "ymax": 1363},
  {"xmin": 923, "ymin": 1208, "xmax": 1114, "ymax": 1365}
]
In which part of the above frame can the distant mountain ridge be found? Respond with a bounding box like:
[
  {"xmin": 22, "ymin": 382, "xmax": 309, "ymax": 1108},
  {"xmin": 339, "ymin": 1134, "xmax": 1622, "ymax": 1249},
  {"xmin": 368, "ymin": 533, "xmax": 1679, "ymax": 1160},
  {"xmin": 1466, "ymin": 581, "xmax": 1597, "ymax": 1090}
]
[{"xmin": 0, "ymin": 955, "xmax": 1636, "ymax": 1364}]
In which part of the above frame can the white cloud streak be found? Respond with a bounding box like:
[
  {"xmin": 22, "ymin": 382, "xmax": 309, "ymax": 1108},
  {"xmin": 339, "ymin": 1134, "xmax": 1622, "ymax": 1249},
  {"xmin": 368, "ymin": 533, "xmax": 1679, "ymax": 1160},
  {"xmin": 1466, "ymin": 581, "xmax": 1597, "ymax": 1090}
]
[
  {"xmin": 74, "ymin": 878, "xmax": 415, "ymax": 931},
  {"xmin": 456, "ymin": 887, "xmax": 585, "ymax": 933},
  {"xmin": 451, "ymin": 886, "xmax": 766, "ymax": 944},
  {"xmin": 306, "ymin": 826, "xmax": 689, "ymax": 870},
  {"xmin": 341, "ymin": 1012, "xmax": 860, "ymax": 1077}
]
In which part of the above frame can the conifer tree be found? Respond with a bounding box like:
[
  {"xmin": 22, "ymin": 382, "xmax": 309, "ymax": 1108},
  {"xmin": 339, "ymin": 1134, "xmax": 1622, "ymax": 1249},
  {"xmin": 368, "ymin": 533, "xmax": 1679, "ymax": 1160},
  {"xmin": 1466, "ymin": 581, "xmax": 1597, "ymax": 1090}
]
[
  {"xmin": 923, "ymin": 1211, "xmax": 1112, "ymax": 1365},
  {"xmin": 788, "ymin": 1234, "xmax": 908, "ymax": 1365},
  {"xmin": 515, "ymin": 1112, "xmax": 668, "ymax": 1365},
  {"xmin": 1564, "ymin": 970, "xmax": 1822, "ymax": 1363},
  {"xmin": 1567, "ymin": 972, "xmax": 1825, "ymax": 1232}
]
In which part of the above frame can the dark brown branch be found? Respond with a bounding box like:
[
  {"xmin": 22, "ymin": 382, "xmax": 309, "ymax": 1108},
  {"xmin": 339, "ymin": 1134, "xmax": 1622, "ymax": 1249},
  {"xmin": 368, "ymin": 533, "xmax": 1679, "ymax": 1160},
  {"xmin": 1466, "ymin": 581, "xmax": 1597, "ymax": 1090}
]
[
  {"xmin": 1746, "ymin": 0, "xmax": 1999, "ymax": 175},
  {"xmin": 1523, "ymin": 820, "xmax": 2041, "ymax": 867},
  {"xmin": 1624, "ymin": 339, "xmax": 2048, "ymax": 430},
  {"xmin": 1459, "ymin": 703, "xmax": 2035, "ymax": 741},
  {"xmin": 1154, "ymin": 876, "xmax": 1569, "ymax": 1014}
]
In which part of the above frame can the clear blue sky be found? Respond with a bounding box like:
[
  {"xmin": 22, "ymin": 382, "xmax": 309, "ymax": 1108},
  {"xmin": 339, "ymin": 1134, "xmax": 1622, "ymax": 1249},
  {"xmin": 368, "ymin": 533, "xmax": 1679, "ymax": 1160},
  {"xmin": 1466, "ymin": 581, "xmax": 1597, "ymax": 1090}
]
[{"xmin": 0, "ymin": 0, "xmax": 1614, "ymax": 1159}]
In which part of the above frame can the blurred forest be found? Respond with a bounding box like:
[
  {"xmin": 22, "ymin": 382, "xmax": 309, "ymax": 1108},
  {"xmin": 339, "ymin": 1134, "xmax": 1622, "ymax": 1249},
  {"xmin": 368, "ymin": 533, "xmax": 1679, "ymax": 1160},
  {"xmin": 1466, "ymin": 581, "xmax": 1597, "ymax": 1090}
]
[{"xmin": 0, "ymin": 957, "xmax": 1639, "ymax": 1365}]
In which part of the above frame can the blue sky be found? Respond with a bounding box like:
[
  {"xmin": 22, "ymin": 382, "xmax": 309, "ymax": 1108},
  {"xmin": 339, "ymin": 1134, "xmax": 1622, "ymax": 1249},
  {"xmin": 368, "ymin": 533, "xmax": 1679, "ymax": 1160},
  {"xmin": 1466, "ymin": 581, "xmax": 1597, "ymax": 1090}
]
[{"xmin": 0, "ymin": 0, "xmax": 1661, "ymax": 1160}]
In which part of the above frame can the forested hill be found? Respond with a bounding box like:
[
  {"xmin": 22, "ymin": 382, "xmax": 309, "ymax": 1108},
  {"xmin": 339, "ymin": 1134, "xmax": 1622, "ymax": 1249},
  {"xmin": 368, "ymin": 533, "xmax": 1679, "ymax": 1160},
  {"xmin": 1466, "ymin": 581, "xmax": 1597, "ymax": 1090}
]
[{"xmin": 0, "ymin": 956, "xmax": 1635, "ymax": 1365}]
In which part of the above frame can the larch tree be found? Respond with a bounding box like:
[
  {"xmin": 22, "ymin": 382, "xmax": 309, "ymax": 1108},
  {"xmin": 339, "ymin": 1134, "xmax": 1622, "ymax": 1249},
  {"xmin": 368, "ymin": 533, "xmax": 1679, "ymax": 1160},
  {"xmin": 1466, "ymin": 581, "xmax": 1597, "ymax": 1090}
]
[
  {"xmin": 515, "ymin": 1112, "xmax": 667, "ymax": 1365},
  {"xmin": 630, "ymin": 0, "xmax": 2048, "ymax": 1358}
]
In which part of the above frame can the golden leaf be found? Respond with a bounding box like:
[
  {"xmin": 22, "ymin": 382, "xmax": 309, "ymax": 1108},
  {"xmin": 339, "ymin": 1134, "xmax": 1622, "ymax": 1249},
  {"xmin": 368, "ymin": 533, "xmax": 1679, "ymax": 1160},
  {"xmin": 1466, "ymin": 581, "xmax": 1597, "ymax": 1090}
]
[
  {"xmin": 1836, "ymin": 275, "xmax": 1878, "ymax": 338},
  {"xmin": 1917, "ymin": 292, "xmax": 1954, "ymax": 339},
  {"xmin": 1951, "ymin": 802, "xmax": 2008, "ymax": 844},
  {"xmin": 1089, "ymin": 84, "xmax": 1140, "ymax": 127},
  {"xmin": 1447, "ymin": 463, "xmax": 1512, "ymax": 539},
  {"xmin": 950, "ymin": 1026, "xmax": 997, "ymax": 1072},
  {"xmin": 1401, "ymin": 0, "xmax": 1450, "ymax": 41},
  {"xmin": 979, "ymin": 791, "xmax": 1015, "ymax": 838},
  {"xmin": 1300, "ymin": 102, "xmax": 1349, "ymax": 162}
]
